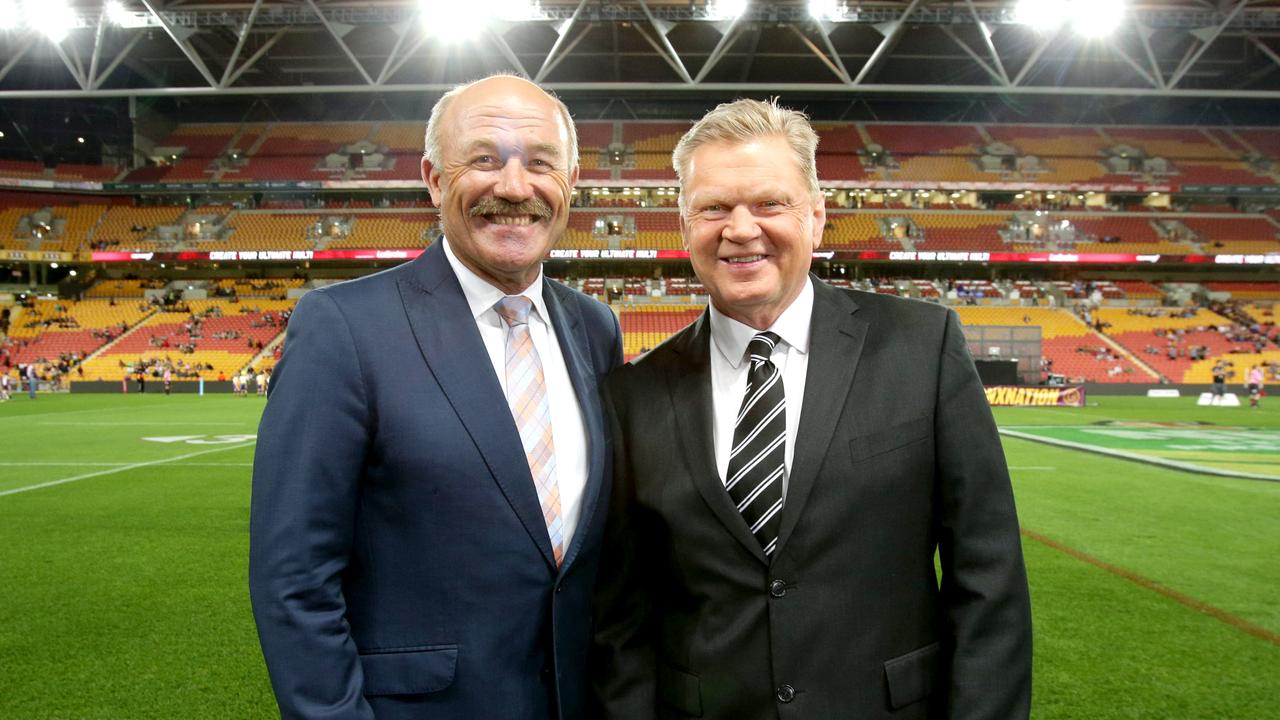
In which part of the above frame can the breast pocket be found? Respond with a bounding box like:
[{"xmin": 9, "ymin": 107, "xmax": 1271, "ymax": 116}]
[
  {"xmin": 359, "ymin": 644, "xmax": 458, "ymax": 697},
  {"xmin": 849, "ymin": 416, "xmax": 932, "ymax": 465}
]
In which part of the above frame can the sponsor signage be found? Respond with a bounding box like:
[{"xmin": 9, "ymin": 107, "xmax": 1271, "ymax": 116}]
[{"xmin": 985, "ymin": 386, "xmax": 1086, "ymax": 407}]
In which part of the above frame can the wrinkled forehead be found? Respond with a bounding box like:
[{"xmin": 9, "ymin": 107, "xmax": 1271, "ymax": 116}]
[{"xmin": 446, "ymin": 100, "xmax": 571, "ymax": 155}]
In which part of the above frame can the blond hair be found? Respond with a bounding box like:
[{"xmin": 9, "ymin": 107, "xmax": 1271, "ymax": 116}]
[
  {"xmin": 672, "ymin": 98, "xmax": 820, "ymax": 209},
  {"xmin": 423, "ymin": 73, "xmax": 578, "ymax": 172}
]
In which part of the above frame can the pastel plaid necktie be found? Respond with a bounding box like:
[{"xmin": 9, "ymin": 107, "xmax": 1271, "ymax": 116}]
[
  {"xmin": 495, "ymin": 296, "xmax": 564, "ymax": 566},
  {"xmin": 726, "ymin": 331, "xmax": 786, "ymax": 558}
]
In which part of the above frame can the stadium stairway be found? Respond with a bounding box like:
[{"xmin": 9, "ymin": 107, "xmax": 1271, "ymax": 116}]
[
  {"xmin": 1097, "ymin": 332, "xmax": 1163, "ymax": 381},
  {"xmin": 76, "ymin": 309, "xmax": 160, "ymax": 369},
  {"xmin": 243, "ymin": 331, "xmax": 287, "ymax": 375}
]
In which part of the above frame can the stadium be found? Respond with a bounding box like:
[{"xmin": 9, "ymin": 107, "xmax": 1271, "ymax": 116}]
[{"xmin": 0, "ymin": 0, "xmax": 1277, "ymax": 717}]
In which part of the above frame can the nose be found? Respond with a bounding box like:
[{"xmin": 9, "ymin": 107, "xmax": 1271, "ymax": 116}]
[
  {"xmin": 493, "ymin": 157, "xmax": 534, "ymax": 202},
  {"xmin": 722, "ymin": 205, "xmax": 760, "ymax": 243}
]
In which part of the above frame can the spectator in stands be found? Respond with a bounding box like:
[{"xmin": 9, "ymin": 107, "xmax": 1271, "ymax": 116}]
[
  {"xmin": 250, "ymin": 74, "xmax": 623, "ymax": 720},
  {"xmin": 592, "ymin": 99, "xmax": 1030, "ymax": 720}
]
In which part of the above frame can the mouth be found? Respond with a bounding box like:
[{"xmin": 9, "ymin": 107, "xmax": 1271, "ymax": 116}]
[
  {"xmin": 480, "ymin": 214, "xmax": 539, "ymax": 226},
  {"xmin": 721, "ymin": 254, "xmax": 766, "ymax": 265}
]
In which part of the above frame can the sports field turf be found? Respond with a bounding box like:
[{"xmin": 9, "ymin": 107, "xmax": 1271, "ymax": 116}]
[{"xmin": 0, "ymin": 393, "xmax": 1277, "ymax": 718}]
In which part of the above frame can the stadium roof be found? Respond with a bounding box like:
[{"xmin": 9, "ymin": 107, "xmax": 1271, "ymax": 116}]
[{"xmin": 1, "ymin": 0, "xmax": 1279, "ymax": 100}]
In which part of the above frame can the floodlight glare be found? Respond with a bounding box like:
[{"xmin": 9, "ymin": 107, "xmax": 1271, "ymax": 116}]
[
  {"xmin": 808, "ymin": 0, "xmax": 844, "ymax": 21},
  {"xmin": 106, "ymin": 0, "xmax": 149, "ymax": 29},
  {"xmin": 419, "ymin": 0, "xmax": 492, "ymax": 42},
  {"xmin": 0, "ymin": 0, "xmax": 19, "ymax": 30},
  {"xmin": 707, "ymin": 0, "xmax": 747, "ymax": 21},
  {"xmin": 1070, "ymin": 0, "xmax": 1125, "ymax": 38},
  {"xmin": 1014, "ymin": 0, "xmax": 1068, "ymax": 32},
  {"xmin": 24, "ymin": 0, "xmax": 77, "ymax": 43}
]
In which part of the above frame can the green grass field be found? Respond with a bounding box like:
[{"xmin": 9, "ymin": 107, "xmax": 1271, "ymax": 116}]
[{"xmin": 0, "ymin": 393, "xmax": 1277, "ymax": 719}]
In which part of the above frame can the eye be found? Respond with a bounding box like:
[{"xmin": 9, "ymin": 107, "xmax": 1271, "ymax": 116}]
[
  {"xmin": 528, "ymin": 158, "xmax": 553, "ymax": 171},
  {"xmin": 472, "ymin": 155, "xmax": 499, "ymax": 168}
]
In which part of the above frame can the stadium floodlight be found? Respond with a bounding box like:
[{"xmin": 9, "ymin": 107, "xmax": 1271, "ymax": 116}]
[
  {"xmin": 23, "ymin": 0, "xmax": 77, "ymax": 43},
  {"xmin": 418, "ymin": 0, "xmax": 541, "ymax": 42},
  {"xmin": 1014, "ymin": 0, "xmax": 1068, "ymax": 33},
  {"xmin": 1069, "ymin": 0, "xmax": 1124, "ymax": 38},
  {"xmin": 707, "ymin": 0, "xmax": 747, "ymax": 22},
  {"xmin": 808, "ymin": 0, "xmax": 846, "ymax": 21},
  {"xmin": 0, "ymin": 0, "xmax": 19, "ymax": 30},
  {"xmin": 105, "ymin": 1, "xmax": 149, "ymax": 29}
]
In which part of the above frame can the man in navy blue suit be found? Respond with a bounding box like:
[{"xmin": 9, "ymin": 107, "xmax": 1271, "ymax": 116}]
[{"xmin": 249, "ymin": 75, "xmax": 623, "ymax": 719}]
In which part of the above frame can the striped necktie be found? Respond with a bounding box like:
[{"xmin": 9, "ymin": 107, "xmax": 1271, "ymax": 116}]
[
  {"xmin": 725, "ymin": 331, "xmax": 786, "ymax": 558},
  {"xmin": 495, "ymin": 296, "xmax": 564, "ymax": 566}
]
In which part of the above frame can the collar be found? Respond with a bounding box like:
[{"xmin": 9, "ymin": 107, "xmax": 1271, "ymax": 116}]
[
  {"xmin": 709, "ymin": 277, "xmax": 814, "ymax": 369},
  {"xmin": 442, "ymin": 236, "xmax": 549, "ymax": 324}
]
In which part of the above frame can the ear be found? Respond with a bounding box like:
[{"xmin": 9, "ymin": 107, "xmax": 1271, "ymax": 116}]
[
  {"xmin": 811, "ymin": 196, "xmax": 826, "ymax": 250},
  {"xmin": 422, "ymin": 156, "xmax": 443, "ymax": 207},
  {"xmin": 568, "ymin": 164, "xmax": 580, "ymax": 189},
  {"xmin": 679, "ymin": 205, "xmax": 692, "ymax": 251}
]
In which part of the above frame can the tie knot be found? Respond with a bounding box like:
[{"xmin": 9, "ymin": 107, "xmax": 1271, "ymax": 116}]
[
  {"xmin": 495, "ymin": 295, "xmax": 534, "ymax": 326},
  {"xmin": 747, "ymin": 331, "xmax": 781, "ymax": 366}
]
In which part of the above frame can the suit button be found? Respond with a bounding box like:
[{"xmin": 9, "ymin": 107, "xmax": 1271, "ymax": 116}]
[
  {"xmin": 776, "ymin": 684, "xmax": 795, "ymax": 703},
  {"xmin": 769, "ymin": 579, "xmax": 787, "ymax": 598}
]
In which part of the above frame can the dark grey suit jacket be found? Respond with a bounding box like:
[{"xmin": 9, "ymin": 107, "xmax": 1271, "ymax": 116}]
[{"xmin": 592, "ymin": 277, "xmax": 1032, "ymax": 720}]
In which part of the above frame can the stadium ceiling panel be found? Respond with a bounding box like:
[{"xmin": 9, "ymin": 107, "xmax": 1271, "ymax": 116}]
[{"xmin": 0, "ymin": 0, "xmax": 1279, "ymax": 99}]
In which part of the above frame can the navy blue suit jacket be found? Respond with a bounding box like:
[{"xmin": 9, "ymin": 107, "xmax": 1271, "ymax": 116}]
[{"xmin": 249, "ymin": 240, "xmax": 623, "ymax": 719}]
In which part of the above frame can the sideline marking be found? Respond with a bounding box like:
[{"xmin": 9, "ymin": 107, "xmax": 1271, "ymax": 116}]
[
  {"xmin": 1022, "ymin": 528, "xmax": 1280, "ymax": 647},
  {"xmin": 1000, "ymin": 428, "xmax": 1279, "ymax": 482},
  {"xmin": 0, "ymin": 442, "xmax": 257, "ymax": 498},
  {"xmin": 0, "ymin": 462, "xmax": 130, "ymax": 467}
]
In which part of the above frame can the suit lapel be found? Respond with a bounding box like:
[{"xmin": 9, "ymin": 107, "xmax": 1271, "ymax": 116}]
[
  {"xmin": 670, "ymin": 312, "xmax": 769, "ymax": 564},
  {"xmin": 397, "ymin": 242, "xmax": 559, "ymax": 571},
  {"xmin": 541, "ymin": 281, "xmax": 605, "ymax": 573},
  {"xmin": 774, "ymin": 278, "xmax": 867, "ymax": 560}
]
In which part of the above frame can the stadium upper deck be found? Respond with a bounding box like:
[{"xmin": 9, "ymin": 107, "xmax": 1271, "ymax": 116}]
[{"xmin": 10, "ymin": 121, "xmax": 1272, "ymax": 191}]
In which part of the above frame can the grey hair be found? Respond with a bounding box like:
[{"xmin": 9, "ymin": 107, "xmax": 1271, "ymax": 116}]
[
  {"xmin": 423, "ymin": 73, "xmax": 578, "ymax": 173},
  {"xmin": 673, "ymin": 98, "xmax": 820, "ymax": 209}
]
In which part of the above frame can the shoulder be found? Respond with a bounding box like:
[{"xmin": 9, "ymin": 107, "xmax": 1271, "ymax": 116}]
[{"xmin": 548, "ymin": 278, "xmax": 618, "ymax": 332}]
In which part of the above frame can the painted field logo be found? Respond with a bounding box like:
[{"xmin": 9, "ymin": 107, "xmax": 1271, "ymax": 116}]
[{"xmin": 1001, "ymin": 424, "xmax": 1280, "ymax": 481}]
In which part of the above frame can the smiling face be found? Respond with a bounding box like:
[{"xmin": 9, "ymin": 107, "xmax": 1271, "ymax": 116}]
[
  {"xmin": 680, "ymin": 135, "xmax": 824, "ymax": 330},
  {"xmin": 422, "ymin": 77, "xmax": 578, "ymax": 294}
]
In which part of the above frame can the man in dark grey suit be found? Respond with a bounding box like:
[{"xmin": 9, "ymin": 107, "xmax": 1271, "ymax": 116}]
[{"xmin": 592, "ymin": 99, "xmax": 1032, "ymax": 719}]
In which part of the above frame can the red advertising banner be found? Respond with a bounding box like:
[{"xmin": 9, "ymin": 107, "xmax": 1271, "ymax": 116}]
[{"xmin": 984, "ymin": 386, "xmax": 1086, "ymax": 407}]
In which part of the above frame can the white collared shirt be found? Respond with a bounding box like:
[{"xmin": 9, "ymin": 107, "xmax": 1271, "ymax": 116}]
[
  {"xmin": 708, "ymin": 278, "xmax": 814, "ymax": 499},
  {"xmin": 442, "ymin": 238, "xmax": 589, "ymax": 554}
]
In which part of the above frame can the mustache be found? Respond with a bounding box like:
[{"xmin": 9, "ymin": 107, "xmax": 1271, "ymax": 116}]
[{"xmin": 468, "ymin": 197, "xmax": 553, "ymax": 219}]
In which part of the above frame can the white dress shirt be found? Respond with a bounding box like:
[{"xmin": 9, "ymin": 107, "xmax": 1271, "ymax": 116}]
[
  {"xmin": 709, "ymin": 278, "xmax": 814, "ymax": 499},
  {"xmin": 442, "ymin": 238, "xmax": 589, "ymax": 552}
]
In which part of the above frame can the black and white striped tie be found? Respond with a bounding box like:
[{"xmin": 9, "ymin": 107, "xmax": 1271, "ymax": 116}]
[{"xmin": 725, "ymin": 331, "xmax": 786, "ymax": 558}]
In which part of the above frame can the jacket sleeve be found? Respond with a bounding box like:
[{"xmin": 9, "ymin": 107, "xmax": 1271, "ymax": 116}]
[
  {"xmin": 933, "ymin": 309, "xmax": 1033, "ymax": 720},
  {"xmin": 590, "ymin": 373, "xmax": 660, "ymax": 719},
  {"xmin": 248, "ymin": 289, "xmax": 375, "ymax": 720}
]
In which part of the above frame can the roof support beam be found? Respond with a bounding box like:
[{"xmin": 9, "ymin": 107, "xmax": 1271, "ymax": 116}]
[
  {"xmin": 51, "ymin": 39, "xmax": 89, "ymax": 90},
  {"xmin": 1108, "ymin": 38, "xmax": 1163, "ymax": 88},
  {"xmin": 939, "ymin": 25, "xmax": 1006, "ymax": 86},
  {"xmin": 91, "ymin": 33, "xmax": 144, "ymax": 90},
  {"xmin": 1168, "ymin": 0, "xmax": 1247, "ymax": 88},
  {"xmin": 224, "ymin": 28, "xmax": 287, "ymax": 87},
  {"xmin": 1012, "ymin": 27, "xmax": 1061, "ymax": 86},
  {"xmin": 304, "ymin": 0, "xmax": 375, "ymax": 85},
  {"xmin": 377, "ymin": 17, "xmax": 417, "ymax": 85},
  {"xmin": 535, "ymin": 0, "xmax": 589, "ymax": 83},
  {"xmin": 536, "ymin": 21, "xmax": 593, "ymax": 82},
  {"xmin": 220, "ymin": 0, "xmax": 264, "ymax": 88},
  {"xmin": 694, "ymin": 14, "xmax": 747, "ymax": 84},
  {"xmin": 486, "ymin": 26, "xmax": 531, "ymax": 78},
  {"xmin": 140, "ymin": 0, "xmax": 219, "ymax": 88},
  {"xmin": 1247, "ymin": 33, "xmax": 1280, "ymax": 71},
  {"xmin": 853, "ymin": 0, "xmax": 924, "ymax": 86},
  {"xmin": 636, "ymin": 0, "xmax": 693, "ymax": 84},
  {"xmin": 0, "ymin": 36, "xmax": 37, "ymax": 85},
  {"xmin": 967, "ymin": 0, "xmax": 1009, "ymax": 85},
  {"xmin": 88, "ymin": 12, "xmax": 108, "ymax": 90},
  {"xmin": 1137, "ymin": 23, "xmax": 1167, "ymax": 89},
  {"xmin": 789, "ymin": 25, "xmax": 851, "ymax": 84}
]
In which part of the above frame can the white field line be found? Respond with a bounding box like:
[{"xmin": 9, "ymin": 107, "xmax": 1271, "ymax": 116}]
[
  {"xmin": 0, "ymin": 462, "xmax": 130, "ymax": 466},
  {"xmin": 1007, "ymin": 466, "xmax": 1057, "ymax": 470},
  {"xmin": 998, "ymin": 429, "xmax": 1279, "ymax": 483},
  {"xmin": 0, "ymin": 441, "xmax": 257, "ymax": 498},
  {"xmin": 37, "ymin": 421, "xmax": 251, "ymax": 426},
  {"xmin": 168, "ymin": 462, "xmax": 253, "ymax": 467}
]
